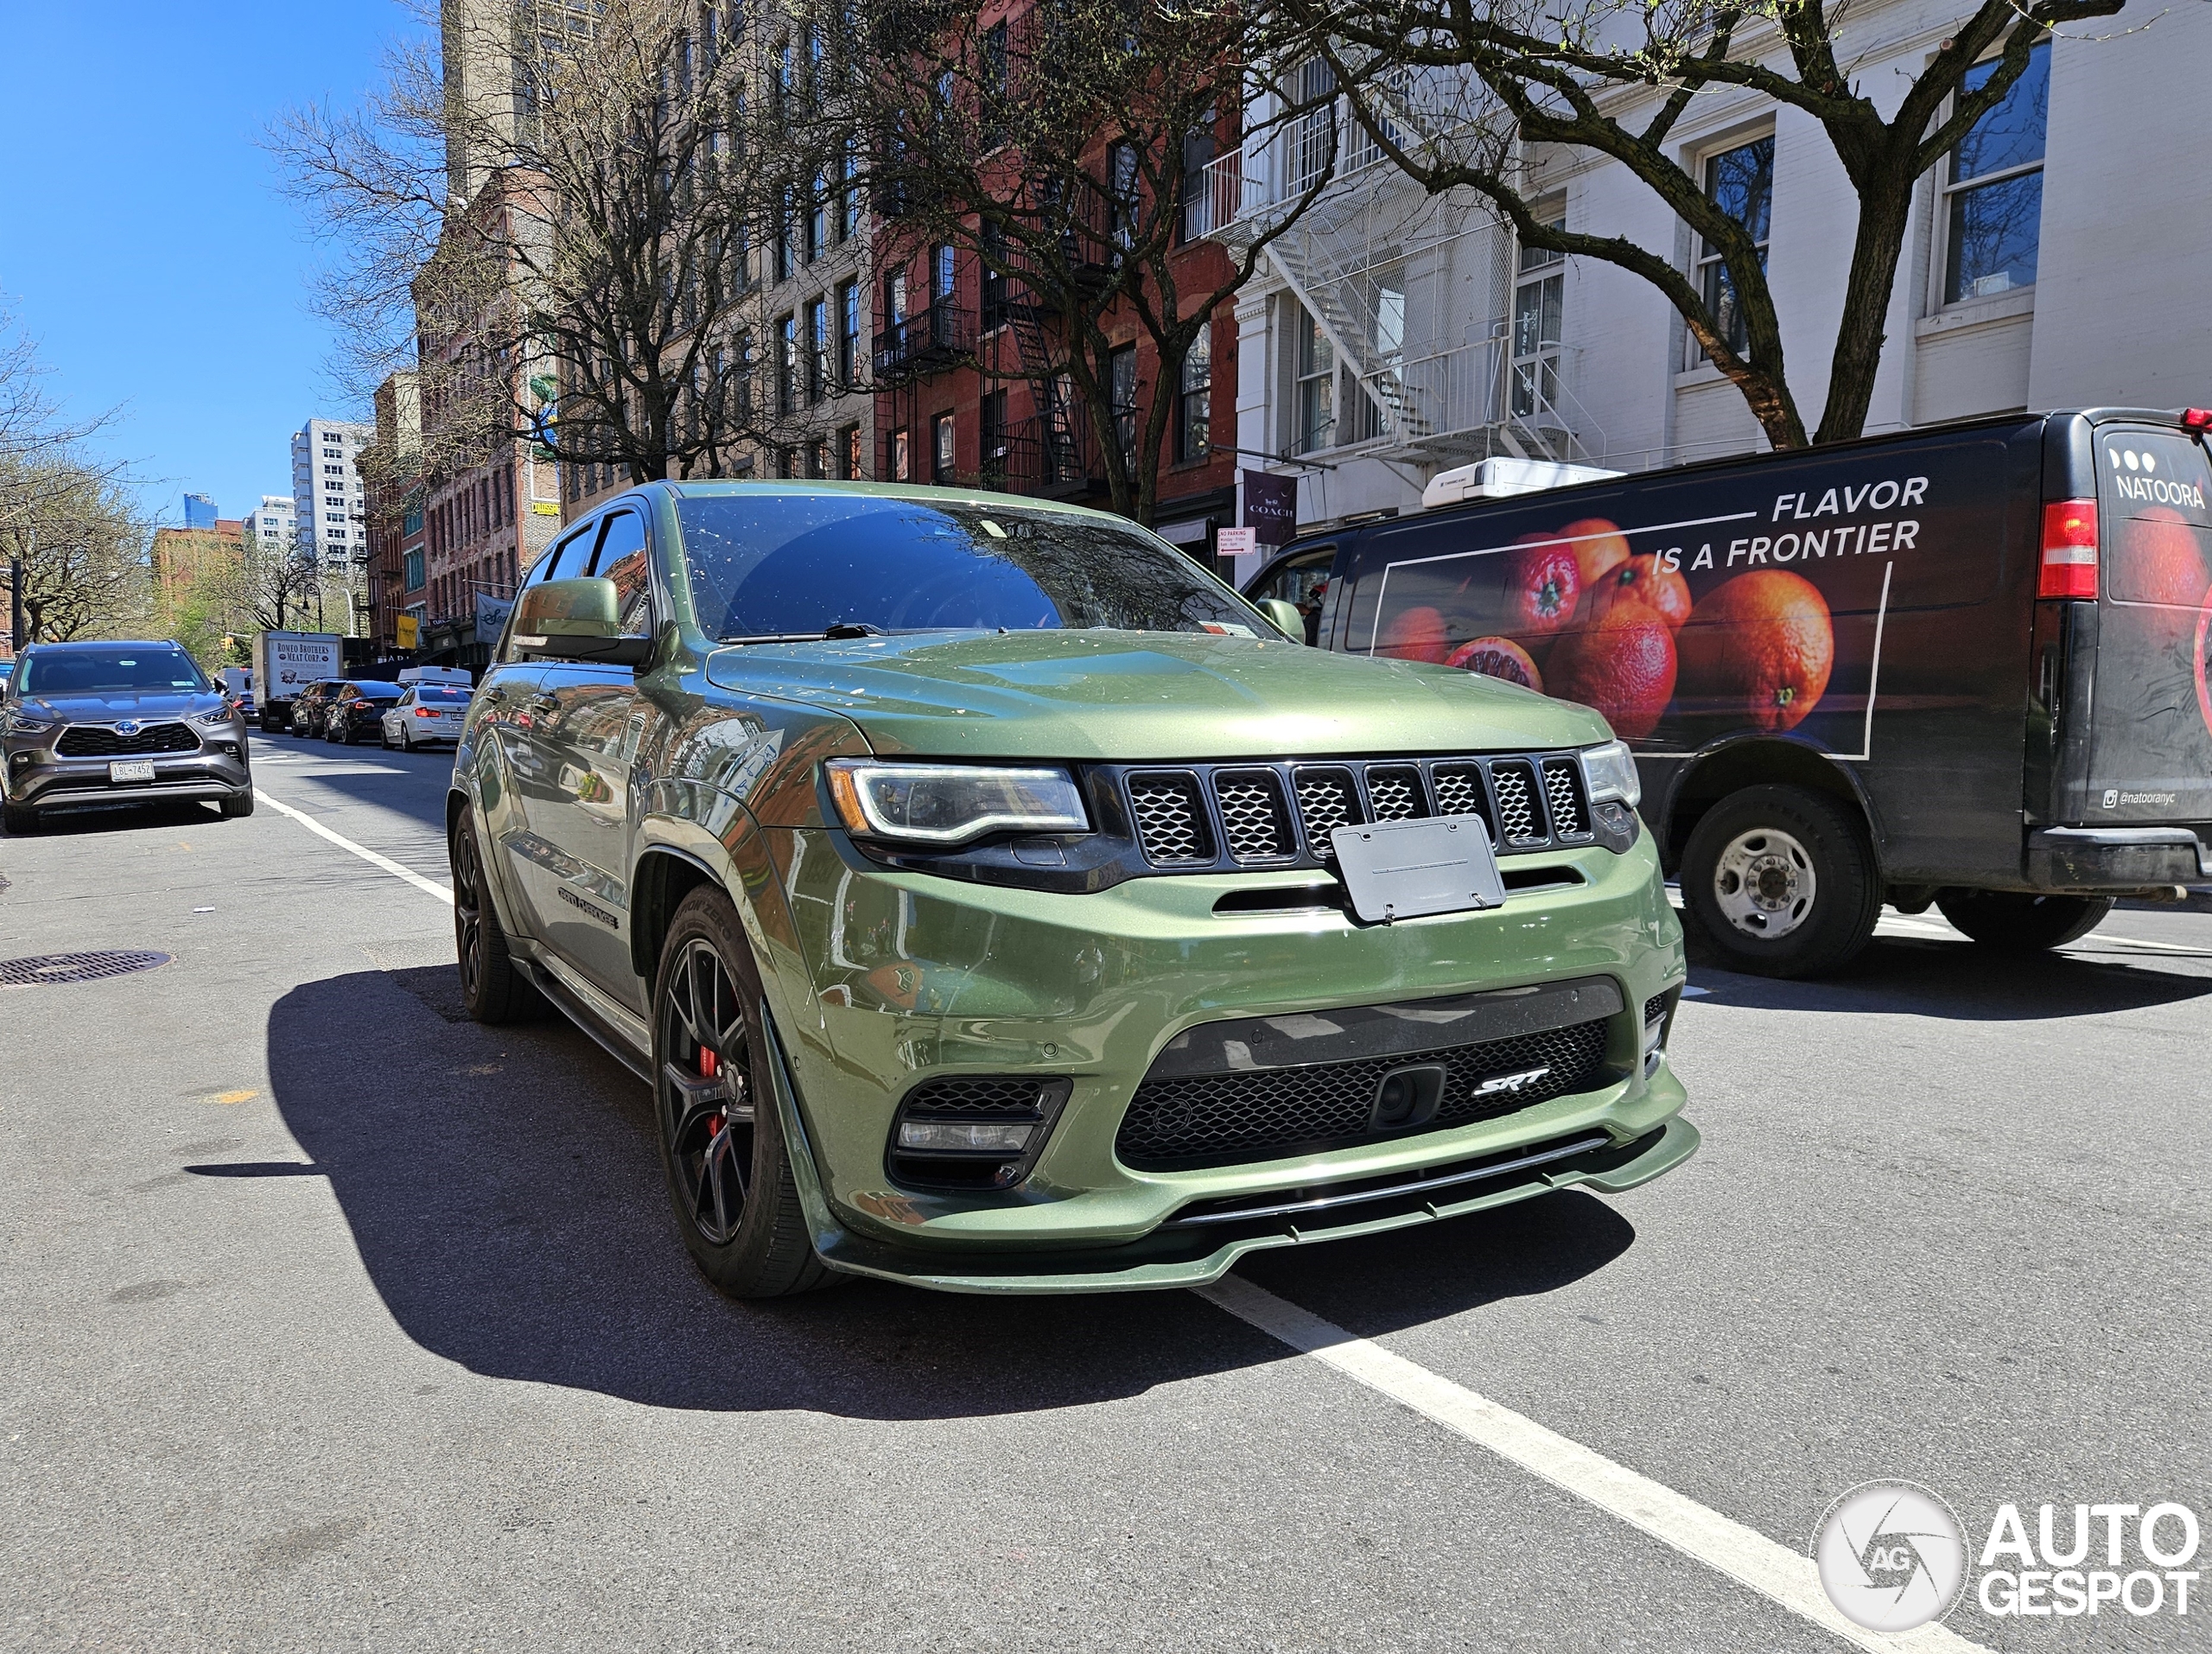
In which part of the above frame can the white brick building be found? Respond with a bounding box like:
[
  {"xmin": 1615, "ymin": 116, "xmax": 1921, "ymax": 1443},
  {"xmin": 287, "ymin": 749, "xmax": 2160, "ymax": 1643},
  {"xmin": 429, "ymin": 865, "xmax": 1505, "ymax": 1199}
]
[
  {"xmin": 289, "ymin": 419, "xmax": 372, "ymax": 567},
  {"xmin": 1213, "ymin": 0, "xmax": 2212, "ymax": 533}
]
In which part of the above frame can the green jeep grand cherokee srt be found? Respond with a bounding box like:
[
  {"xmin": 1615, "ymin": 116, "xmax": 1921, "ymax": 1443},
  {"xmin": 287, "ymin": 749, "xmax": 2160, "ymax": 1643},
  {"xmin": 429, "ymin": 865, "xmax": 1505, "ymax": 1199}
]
[{"xmin": 448, "ymin": 482, "xmax": 1695, "ymax": 1295}]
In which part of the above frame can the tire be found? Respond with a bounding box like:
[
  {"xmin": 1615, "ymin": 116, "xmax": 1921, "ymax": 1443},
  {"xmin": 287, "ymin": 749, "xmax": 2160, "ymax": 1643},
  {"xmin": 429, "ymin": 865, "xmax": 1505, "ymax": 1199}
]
[
  {"xmin": 219, "ymin": 791, "xmax": 255, "ymax": 818},
  {"xmin": 652, "ymin": 886, "xmax": 840, "ymax": 1298},
  {"xmin": 1680, "ymin": 785, "xmax": 1880, "ymax": 978},
  {"xmin": 449, "ymin": 811, "xmax": 543, "ymax": 1025},
  {"xmin": 331, "ymin": 720, "xmax": 350, "ymax": 745},
  {"xmin": 1935, "ymin": 889, "xmax": 2113, "ymax": 951},
  {"xmin": 3, "ymin": 801, "xmax": 37, "ymax": 835},
  {"xmin": 378, "ymin": 726, "xmax": 393, "ymax": 750}
]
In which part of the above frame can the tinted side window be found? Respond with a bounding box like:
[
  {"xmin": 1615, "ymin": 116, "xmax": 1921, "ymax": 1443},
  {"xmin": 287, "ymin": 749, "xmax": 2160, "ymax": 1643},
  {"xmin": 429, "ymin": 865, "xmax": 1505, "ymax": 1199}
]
[{"xmin": 591, "ymin": 510, "xmax": 654, "ymax": 634}]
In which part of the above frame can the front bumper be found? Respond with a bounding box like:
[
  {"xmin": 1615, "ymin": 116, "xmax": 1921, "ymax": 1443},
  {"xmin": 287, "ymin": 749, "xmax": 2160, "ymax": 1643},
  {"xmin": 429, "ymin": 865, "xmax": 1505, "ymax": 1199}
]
[
  {"xmin": 2025, "ymin": 825, "xmax": 2211, "ymax": 889},
  {"xmin": 762, "ymin": 824, "xmax": 1691, "ymax": 1284},
  {"xmin": 5, "ymin": 741, "xmax": 249, "ymax": 811}
]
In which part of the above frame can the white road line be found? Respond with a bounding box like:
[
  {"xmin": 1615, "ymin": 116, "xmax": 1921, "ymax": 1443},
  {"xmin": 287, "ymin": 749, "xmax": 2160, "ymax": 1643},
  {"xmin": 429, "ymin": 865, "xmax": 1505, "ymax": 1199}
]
[
  {"xmin": 1193, "ymin": 1275, "xmax": 1991, "ymax": 1654},
  {"xmin": 254, "ymin": 787, "xmax": 453, "ymax": 906}
]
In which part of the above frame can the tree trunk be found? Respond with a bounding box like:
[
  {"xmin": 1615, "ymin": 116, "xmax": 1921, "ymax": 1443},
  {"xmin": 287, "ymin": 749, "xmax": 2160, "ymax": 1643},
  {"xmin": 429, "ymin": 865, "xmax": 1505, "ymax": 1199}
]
[{"xmin": 1815, "ymin": 175, "xmax": 1915, "ymax": 444}]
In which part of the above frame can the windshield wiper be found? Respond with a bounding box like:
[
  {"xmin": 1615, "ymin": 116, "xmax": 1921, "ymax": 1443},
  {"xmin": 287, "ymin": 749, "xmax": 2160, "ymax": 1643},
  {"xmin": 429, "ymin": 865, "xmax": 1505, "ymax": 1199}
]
[{"xmin": 717, "ymin": 622, "xmax": 887, "ymax": 646}]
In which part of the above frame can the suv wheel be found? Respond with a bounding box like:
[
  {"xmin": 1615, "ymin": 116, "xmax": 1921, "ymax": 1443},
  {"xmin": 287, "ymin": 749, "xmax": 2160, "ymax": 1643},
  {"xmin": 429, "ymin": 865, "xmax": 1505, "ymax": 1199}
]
[
  {"xmin": 3, "ymin": 801, "xmax": 37, "ymax": 835},
  {"xmin": 219, "ymin": 791, "xmax": 255, "ymax": 819},
  {"xmin": 1935, "ymin": 889, "xmax": 2113, "ymax": 950},
  {"xmin": 652, "ymin": 887, "xmax": 840, "ymax": 1299},
  {"xmin": 450, "ymin": 813, "xmax": 542, "ymax": 1024},
  {"xmin": 1680, "ymin": 785, "xmax": 1880, "ymax": 978}
]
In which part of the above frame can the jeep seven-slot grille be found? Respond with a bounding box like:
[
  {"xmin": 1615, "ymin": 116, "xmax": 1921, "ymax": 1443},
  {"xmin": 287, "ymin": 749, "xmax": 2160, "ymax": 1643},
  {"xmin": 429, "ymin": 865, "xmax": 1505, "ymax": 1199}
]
[
  {"xmin": 1116, "ymin": 1016, "xmax": 1612, "ymax": 1169},
  {"xmin": 55, "ymin": 722, "xmax": 200, "ymax": 758},
  {"xmin": 1122, "ymin": 753, "xmax": 1590, "ymax": 870}
]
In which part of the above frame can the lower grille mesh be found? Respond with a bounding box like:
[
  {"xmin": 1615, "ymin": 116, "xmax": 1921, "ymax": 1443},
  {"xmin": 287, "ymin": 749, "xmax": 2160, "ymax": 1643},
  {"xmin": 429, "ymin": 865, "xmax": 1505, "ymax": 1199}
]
[
  {"xmin": 900, "ymin": 1076, "xmax": 1046, "ymax": 1116},
  {"xmin": 1116, "ymin": 1016, "xmax": 1613, "ymax": 1169}
]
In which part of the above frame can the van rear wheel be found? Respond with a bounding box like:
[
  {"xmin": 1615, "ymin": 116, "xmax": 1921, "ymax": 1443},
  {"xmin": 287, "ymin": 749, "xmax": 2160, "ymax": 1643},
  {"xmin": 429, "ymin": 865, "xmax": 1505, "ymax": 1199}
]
[
  {"xmin": 1680, "ymin": 786, "xmax": 1880, "ymax": 978},
  {"xmin": 1934, "ymin": 889, "xmax": 2113, "ymax": 951}
]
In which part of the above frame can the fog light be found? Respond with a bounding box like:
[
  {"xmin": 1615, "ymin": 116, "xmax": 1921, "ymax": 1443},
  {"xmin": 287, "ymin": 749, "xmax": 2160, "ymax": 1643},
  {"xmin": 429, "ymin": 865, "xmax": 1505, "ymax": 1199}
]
[{"xmin": 896, "ymin": 1119, "xmax": 1035, "ymax": 1155}]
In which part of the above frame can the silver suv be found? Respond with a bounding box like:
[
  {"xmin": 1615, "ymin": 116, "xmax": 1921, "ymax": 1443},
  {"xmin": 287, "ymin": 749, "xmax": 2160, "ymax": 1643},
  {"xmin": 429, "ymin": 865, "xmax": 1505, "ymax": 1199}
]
[{"xmin": 1, "ymin": 640, "xmax": 251, "ymax": 833}]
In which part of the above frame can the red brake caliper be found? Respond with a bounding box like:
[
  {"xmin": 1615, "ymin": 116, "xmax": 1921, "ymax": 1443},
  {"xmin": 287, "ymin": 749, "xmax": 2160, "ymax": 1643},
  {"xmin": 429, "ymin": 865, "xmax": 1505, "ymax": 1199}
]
[{"xmin": 699, "ymin": 1047, "xmax": 723, "ymax": 1135}]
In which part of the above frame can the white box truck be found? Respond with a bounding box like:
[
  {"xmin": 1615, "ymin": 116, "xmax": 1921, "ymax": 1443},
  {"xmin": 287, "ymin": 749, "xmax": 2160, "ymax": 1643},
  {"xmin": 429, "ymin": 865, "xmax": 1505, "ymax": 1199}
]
[{"xmin": 251, "ymin": 632, "xmax": 342, "ymax": 732}]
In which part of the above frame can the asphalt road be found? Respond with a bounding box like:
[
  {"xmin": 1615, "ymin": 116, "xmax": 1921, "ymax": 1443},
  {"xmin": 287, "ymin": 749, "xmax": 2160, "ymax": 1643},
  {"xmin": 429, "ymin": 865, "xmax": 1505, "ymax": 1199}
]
[{"xmin": 3, "ymin": 732, "xmax": 2207, "ymax": 1651}]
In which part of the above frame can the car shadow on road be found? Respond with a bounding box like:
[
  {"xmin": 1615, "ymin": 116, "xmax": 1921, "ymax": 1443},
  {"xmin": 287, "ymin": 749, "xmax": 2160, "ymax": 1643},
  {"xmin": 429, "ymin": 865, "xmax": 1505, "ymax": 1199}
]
[
  {"xmin": 263, "ymin": 966, "xmax": 1639, "ymax": 1419},
  {"xmin": 1686, "ymin": 931, "xmax": 2212, "ymax": 1021},
  {"xmin": 3, "ymin": 800, "xmax": 228, "ymax": 839}
]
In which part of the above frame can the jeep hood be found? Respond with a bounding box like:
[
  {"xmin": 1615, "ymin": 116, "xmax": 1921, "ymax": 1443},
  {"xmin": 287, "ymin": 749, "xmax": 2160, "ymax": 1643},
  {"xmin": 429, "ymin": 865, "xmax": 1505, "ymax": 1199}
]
[{"xmin": 702, "ymin": 630, "xmax": 1608, "ymax": 760}]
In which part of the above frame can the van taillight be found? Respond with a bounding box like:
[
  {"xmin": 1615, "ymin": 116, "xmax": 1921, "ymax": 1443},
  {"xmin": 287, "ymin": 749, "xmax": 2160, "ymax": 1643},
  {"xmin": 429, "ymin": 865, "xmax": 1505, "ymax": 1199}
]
[{"xmin": 2038, "ymin": 499, "xmax": 2099, "ymax": 600}]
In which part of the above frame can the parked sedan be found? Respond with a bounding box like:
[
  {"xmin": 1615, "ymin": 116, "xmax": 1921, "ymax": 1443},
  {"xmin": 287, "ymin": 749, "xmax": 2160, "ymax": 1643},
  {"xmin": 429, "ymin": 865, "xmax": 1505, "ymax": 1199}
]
[
  {"xmin": 324, "ymin": 680, "xmax": 404, "ymax": 744},
  {"xmin": 289, "ymin": 680, "xmax": 344, "ymax": 739},
  {"xmin": 380, "ymin": 684, "xmax": 471, "ymax": 750}
]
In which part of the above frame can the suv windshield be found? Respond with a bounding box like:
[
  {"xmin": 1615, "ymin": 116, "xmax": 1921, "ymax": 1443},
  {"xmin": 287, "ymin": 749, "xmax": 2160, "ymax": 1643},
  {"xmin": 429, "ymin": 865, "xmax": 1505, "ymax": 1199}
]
[
  {"xmin": 18, "ymin": 647, "xmax": 207, "ymax": 695},
  {"xmin": 674, "ymin": 492, "xmax": 1260, "ymax": 639}
]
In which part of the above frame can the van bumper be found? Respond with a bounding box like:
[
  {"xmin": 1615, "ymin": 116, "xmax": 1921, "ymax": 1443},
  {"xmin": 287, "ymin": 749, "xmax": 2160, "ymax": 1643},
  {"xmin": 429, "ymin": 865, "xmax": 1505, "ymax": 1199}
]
[{"xmin": 2025, "ymin": 826, "xmax": 2211, "ymax": 889}]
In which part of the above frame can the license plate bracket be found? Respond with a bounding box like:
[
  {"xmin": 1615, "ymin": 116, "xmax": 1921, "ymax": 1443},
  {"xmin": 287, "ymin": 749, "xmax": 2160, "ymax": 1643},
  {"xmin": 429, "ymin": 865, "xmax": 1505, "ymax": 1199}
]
[
  {"xmin": 109, "ymin": 760, "xmax": 156, "ymax": 783},
  {"xmin": 1331, "ymin": 814, "xmax": 1505, "ymax": 923}
]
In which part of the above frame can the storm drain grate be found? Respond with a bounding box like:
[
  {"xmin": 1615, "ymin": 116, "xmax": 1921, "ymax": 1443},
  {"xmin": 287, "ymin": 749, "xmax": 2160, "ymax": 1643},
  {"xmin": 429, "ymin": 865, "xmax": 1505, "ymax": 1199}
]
[{"xmin": 0, "ymin": 950, "xmax": 173, "ymax": 986}]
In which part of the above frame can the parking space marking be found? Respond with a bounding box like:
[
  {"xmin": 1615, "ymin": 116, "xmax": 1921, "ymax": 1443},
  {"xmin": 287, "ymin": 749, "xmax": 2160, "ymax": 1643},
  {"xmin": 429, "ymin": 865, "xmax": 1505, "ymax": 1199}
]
[
  {"xmin": 254, "ymin": 787, "xmax": 453, "ymax": 906},
  {"xmin": 1195, "ymin": 1275, "xmax": 1990, "ymax": 1654}
]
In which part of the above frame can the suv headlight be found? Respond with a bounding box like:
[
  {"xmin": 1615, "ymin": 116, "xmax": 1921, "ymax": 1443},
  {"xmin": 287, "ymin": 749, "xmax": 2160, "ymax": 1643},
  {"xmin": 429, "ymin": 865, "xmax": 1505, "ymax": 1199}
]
[
  {"xmin": 1580, "ymin": 739, "xmax": 1642, "ymax": 810},
  {"xmin": 826, "ymin": 760, "xmax": 1090, "ymax": 845},
  {"xmin": 194, "ymin": 704, "xmax": 237, "ymax": 726},
  {"xmin": 3, "ymin": 706, "xmax": 56, "ymax": 736}
]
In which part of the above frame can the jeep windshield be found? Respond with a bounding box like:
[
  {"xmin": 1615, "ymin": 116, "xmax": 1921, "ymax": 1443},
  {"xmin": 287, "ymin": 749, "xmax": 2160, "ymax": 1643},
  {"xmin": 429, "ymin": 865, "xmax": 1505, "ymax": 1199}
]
[{"xmin": 674, "ymin": 492, "xmax": 1262, "ymax": 640}]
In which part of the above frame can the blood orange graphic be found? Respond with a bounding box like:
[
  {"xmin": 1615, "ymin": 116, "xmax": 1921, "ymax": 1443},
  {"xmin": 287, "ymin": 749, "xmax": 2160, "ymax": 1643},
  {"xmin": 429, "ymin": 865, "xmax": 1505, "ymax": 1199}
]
[
  {"xmin": 1586, "ymin": 553, "xmax": 1693, "ymax": 632},
  {"xmin": 1560, "ymin": 519, "xmax": 1632, "ymax": 592},
  {"xmin": 1676, "ymin": 570, "xmax": 1835, "ymax": 733},
  {"xmin": 1548, "ymin": 606, "xmax": 1676, "ymax": 738},
  {"xmin": 1446, "ymin": 635, "xmax": 1544, "ymax": 694},
  {"xmin": 1503, "ymin": 539, "xmax": 1580, "ymax": 639},
  {"xmin": 1377, "ymin": 605, "xmax": 1453, "ymax": 663}
]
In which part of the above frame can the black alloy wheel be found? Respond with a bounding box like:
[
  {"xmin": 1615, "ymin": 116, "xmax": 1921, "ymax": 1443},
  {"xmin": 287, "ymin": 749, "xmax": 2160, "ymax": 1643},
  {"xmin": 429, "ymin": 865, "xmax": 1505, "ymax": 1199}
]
[
  {"xmin": 449, "ymin": 813, "xmax": 540, "ymax": 1023},
  {"xmin": 658, "ymin": 937, "xmax": 757, "ymax": 1247},
  {"xmin": 650, "ymin": 887, "xmax": 839, "ymax": 1297}
]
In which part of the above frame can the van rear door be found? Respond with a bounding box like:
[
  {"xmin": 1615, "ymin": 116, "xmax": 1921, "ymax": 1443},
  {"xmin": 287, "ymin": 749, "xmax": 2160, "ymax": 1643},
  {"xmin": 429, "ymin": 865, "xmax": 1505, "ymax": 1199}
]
[{"xmin": 2086, "ymin": 424, "xmax": 2212, "ymax": 823}]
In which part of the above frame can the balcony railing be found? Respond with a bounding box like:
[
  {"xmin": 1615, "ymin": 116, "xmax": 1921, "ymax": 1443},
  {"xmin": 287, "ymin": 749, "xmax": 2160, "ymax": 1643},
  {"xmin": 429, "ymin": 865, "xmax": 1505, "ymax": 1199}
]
[{"xmin": 871, "ymin": 301, "xmax": 975, "ymax": 381}]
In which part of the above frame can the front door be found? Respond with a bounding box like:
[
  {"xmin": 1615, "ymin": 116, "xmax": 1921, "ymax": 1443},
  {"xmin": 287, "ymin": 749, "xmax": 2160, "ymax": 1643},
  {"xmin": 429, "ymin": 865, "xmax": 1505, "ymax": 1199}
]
[{"xmin": 522, "ymin": 506, "xmax": 658, "ymax": 1009}]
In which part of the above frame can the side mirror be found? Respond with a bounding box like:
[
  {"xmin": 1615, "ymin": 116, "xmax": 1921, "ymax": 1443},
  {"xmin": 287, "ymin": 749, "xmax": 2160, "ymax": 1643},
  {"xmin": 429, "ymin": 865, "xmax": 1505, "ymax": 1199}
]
[
  {"xmin": 1255, "ymin": 597, "xmax": 1306, "ymax": 642},
  {"xmin": 511, "ymin": 577, "xmax": 652, "ymax": 666}
]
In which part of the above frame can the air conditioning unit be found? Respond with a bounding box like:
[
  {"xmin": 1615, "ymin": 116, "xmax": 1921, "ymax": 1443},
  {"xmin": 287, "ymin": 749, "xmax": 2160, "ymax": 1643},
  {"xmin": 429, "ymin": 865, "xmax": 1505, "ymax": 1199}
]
[{"xmin": 1421, "ymin": 457, "xmax": 1622, "ymax": 510}]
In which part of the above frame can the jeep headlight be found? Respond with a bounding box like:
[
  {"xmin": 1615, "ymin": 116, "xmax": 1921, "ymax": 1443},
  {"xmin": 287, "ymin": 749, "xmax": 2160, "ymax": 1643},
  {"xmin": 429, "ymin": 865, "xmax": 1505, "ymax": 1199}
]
[
  {"xmin": 825, "ymin": 760, "xmax": 1090, "ymax": 845},
  {"xmin": 1579, "ymin": 740, "xmax": 1642, "ymax": 810}
]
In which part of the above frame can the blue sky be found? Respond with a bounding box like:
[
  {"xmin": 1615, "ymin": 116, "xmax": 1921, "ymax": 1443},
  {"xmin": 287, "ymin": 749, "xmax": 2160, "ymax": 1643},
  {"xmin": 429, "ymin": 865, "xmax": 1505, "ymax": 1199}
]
[{"xmin": 0, "ymin": 1, "xmax": 421, "ymax": 526}]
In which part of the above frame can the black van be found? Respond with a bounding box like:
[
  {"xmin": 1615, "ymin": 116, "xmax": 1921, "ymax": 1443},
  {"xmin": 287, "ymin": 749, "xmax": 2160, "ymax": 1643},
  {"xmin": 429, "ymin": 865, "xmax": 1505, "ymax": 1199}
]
[{"xmin": 1244, "ymin": 409, "xmax": 2212, "ymax": 977}]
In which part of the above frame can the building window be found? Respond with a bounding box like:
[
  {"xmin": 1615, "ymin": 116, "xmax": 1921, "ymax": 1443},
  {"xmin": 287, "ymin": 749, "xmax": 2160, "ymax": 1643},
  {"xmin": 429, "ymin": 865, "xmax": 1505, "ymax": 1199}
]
[
  {"xmin": 1109, "ymin": 344, "xmax": 1138, "ymax": 458},
  {"xmin": 931, "ymin": 410, "xmax": 956, "ymax": 481},
  {"xmin": 839, "ymin": 144, "xmax": 861, "ymax": 241},
  {"xmin": 777, "ymin": 315, "xmax": 798, "ymax": 414},
  {"xmin": 1694, "ymin": 137, "xmax": 1774, "ymax": 361},
  {"xmin": 776, "ymin": 446, "xmax": 798, "ymax": 479},
  {"xmin": 1511, "ymin": 211, "xmax": 1566, "ymax": 419},
  {"xmin": 733, "ymin": 331, "xmax": 754, "ymax": 422},
  {"xmin": 889, "ymin": 426, "xmax": 911, "ymax": 480},
  {"xmin": 839, "ymin": 423, "xmax": 862, "ymax": 480},
  {"xmin": 981, "ymin": 387, "xmax": 1008, "ymax": 480},
  {"xmin": 931, "ymin": 245, "xmax": 955, "ymax": 302},
  {"xmin": 1293, "ymin": 308, "xmax": 1333, "ymax": 454},
  {"xmin": 886, "ymin": 268, "xmax": 908, "ymax": 325},
  {"xmin": 810, "ymin": 437, "xmax": 830, "ymax": 479},
  {"xmin": 1176, "ymin": 325, "xmax": 1212, "ymax": 463},
  {"xmin": 808, "ymin": 174, "xmax": 830, "ymax": 262},
  {"xmin": 837, "ymin": 280, "xmax": 860, "ymax": 383},
  {"xmin": 808, "ymin": 297, "xmax": 830, "ymax": 403},
  {"xmin": 1108, "ymin": 141, "xmax": 1140, "ymax": 249},
  {"xmin": 1942, "ymin": 42, "xmax": 2049, "ymax": 304}
]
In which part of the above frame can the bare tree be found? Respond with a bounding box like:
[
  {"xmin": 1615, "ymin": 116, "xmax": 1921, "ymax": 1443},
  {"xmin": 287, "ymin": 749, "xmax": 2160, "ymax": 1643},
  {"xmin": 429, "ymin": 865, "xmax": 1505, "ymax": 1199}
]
[
  {"xmin": 273, "ymin": 0, "xmax": 842, "ymax": 489},
  {"xmin": 1287, "ymin": 0, "xmax": 2122, "ymax": 448},
  {"xmin": 813, "ymin": 0, "xmax": 1332, "ymax": 524},
  {"xmin": 0, "ymin": 454, "xmax": 153, "ymax": 645}
]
